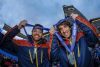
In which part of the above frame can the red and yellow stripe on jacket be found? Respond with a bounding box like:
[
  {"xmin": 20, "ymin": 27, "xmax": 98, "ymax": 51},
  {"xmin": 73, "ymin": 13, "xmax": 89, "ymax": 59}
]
[
  {"xmin": 76, "ymin": 16, "xmax": 97, "ymax": 36},
  {"xmin": 13, "ymin": 34, "xmax": 53, "ymax": 59}
]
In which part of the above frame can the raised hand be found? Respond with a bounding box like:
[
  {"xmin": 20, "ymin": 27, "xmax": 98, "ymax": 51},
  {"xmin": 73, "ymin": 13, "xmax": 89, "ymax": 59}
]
[
  {"xmin": 70, "ymin": 13, "xmax": 78, "ymax": 20},
  {"xmin": 49, "ymin": 27, "xmax": 56, "ymax": 35},
  {"xmin": 18, "ymin": 20, "xmax": 27, "ymax": 29}
]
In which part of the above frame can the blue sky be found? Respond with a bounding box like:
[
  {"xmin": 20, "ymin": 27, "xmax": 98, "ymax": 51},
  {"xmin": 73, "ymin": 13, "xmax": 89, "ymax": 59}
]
[{"xmin": 0, "ymin": 0, "xmax": 100, "ymax": 33}]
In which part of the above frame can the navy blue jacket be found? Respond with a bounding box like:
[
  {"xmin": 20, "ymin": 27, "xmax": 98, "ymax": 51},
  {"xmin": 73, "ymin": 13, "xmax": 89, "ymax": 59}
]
[
  {"xmin": 0, "ymin": 26, "xmax": 51, "ymax": 67},
  {"xmin": 53, "ymin": 16, "xmax": 99, "ymax": 67}
]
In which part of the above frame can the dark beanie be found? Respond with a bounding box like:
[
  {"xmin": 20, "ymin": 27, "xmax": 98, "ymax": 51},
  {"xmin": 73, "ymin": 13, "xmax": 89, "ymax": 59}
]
[{"xmin": 32, "ymin": 24, "xmax": 43, "ymax": 32}]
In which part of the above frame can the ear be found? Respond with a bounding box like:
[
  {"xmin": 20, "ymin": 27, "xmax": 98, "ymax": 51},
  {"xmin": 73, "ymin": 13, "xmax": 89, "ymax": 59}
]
[
  {"xmin": 42, "ymin": 34, "xmax": 44, "ymax": 38},
  {"xmin": 69, "ymin": 27, "xmax": 71, "ymax": 30}
]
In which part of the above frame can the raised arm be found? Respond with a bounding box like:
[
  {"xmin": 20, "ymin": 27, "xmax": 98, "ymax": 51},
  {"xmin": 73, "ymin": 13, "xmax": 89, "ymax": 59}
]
[
  {"xmin": 0, "ymin": 20, "xmax": 27, "ymax": 44},
  {"xmin": 71, "ymin": 13, "xmax": 99, "ymax": 45}
]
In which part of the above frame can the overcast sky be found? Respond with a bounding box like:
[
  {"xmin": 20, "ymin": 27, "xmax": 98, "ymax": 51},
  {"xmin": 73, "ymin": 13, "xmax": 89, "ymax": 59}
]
[{"xmin": 0, "ymin": 0, "xmax": 100, "ymax": 34}]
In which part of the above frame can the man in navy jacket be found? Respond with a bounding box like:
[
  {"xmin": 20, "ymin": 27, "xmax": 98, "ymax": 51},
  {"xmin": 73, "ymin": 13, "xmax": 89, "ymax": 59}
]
[
  {"xmin": 50, "ymin": 13, "xmax": 99, "ymax": 67},
  {"xmin": 0, "ymin": 20, "xmax": 53, "ymax": 67}
]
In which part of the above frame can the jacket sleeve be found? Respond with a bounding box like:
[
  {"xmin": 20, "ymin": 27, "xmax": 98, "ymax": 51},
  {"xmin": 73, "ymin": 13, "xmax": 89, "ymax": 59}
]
[
  {"xmin": 0, "ymin": 32, "xmax": 4, "ymax": 41},
  {"xmin": 1, "ymin": 25, "xmax": 20, "ymax": 44},
  {"xmin": 77, "ymin": 36, "xmax": 92, "ymax": 67},
  {"xmin": 44, "ymin": 34, "xmax": 60, "ymax": 61},
  {"xmin": 50, "ymin": 35, "xmax": 60, "ymax": 61},
  {"xmin": 75, "ymin": 16, "xmax": 99, "ymax": 44}
]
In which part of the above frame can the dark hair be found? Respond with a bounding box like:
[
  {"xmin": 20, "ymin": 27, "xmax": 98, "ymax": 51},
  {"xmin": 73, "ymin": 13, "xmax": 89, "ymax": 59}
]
[
  {"xmin": 32, "ymin": 24, "xmax": 43, "ymax": 32},
  {"xmin": 57, "ymin": 19, "xmax": 71, "ymax": 32}
]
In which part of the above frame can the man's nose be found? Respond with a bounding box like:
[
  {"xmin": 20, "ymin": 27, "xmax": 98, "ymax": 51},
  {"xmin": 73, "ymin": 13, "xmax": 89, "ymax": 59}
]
[
  {"xmin": 62, "ymin": 28, "xmax": 66, "ymax": 32},
  {"xmin": 35, "ymin": 31, "xmax": 39, "ymax": 34}
]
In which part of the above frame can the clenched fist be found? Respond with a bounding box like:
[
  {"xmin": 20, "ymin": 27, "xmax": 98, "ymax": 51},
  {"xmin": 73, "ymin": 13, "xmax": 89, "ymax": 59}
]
[
  {"xmin": 18, "ymin": 20, "xmax": 27, "ymax": 29},
  {"xmin": 49, "ymin": 27, "xmax": 55, "ymax": 35},
  {"xmin": 70, "ymin": 13, "xmax": 78, "ymax": 20}
]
